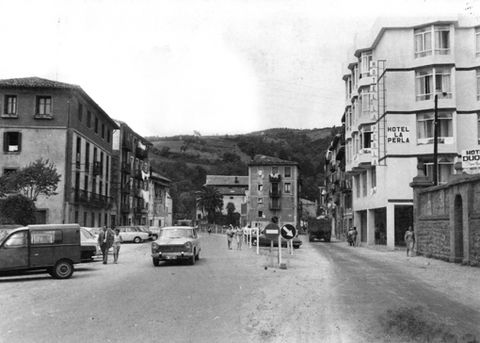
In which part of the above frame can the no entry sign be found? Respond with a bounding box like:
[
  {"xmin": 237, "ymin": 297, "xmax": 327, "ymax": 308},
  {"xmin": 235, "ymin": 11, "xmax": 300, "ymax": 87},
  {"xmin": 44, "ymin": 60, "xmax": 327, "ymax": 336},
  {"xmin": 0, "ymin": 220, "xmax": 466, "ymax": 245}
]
[{"xmin": 264, "ymin": 222, "xmax": 279, "ymax": 240}]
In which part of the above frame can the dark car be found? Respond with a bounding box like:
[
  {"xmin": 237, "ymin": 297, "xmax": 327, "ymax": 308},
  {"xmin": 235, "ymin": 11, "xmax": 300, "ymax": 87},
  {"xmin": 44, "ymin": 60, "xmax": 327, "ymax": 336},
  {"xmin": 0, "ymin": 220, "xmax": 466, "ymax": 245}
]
[
  {"xmin": 0, "ymin": 224, "xmax": 82, "ymax": 279},
  {"xmin": 251, "ymin": 233, "xmax": 302, "ymax": 249}
]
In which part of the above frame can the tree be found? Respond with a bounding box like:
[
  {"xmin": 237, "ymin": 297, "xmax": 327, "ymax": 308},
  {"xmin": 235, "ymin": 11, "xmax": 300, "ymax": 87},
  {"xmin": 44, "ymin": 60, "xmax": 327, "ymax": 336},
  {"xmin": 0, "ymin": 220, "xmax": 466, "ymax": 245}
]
[
  {"xmin": 0, "ymin": 194, "xmax": 36, "ymax": 225},
  {"xmin": 5, "ymin": 158, "xmax": 61, "ymax": 201},
  {"xmin": 196, "ymin": 186, "xmax": 223, "ymax": 224}
]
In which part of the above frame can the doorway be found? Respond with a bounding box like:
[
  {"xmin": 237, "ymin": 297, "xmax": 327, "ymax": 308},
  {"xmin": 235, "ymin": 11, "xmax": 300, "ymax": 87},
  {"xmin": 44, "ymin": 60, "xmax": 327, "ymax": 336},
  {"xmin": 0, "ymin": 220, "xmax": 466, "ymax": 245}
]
[
  {"xmin": 453, "ymin": 194, "xmax": 464, "ymax": 263},
  {"xmin": 394, "ymin": 205, "xmax": 413, "ymax": 247}
]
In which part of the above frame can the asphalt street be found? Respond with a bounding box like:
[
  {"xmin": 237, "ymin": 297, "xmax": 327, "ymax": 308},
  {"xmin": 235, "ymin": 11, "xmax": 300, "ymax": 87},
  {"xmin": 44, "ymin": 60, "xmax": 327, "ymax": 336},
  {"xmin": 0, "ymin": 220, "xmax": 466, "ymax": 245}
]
[{"xmin": 0, "ymin": 233, "xmax": 478, "ymax": 343}]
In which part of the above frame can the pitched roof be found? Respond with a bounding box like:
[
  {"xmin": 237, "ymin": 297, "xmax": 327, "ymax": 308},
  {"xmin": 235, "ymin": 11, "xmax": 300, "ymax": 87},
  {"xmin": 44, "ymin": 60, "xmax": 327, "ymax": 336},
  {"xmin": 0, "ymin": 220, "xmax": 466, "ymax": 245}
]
[
  {"xmin": 205, "ymin": 175, "xmax": 248, "ymax": 186},
  {"xmin": 248, "ymin": 154, "xmax": 298, "ymax": 166},
  {"xmin": 0, "ymin": 77, "xmax": 118, "ymax": 129}
]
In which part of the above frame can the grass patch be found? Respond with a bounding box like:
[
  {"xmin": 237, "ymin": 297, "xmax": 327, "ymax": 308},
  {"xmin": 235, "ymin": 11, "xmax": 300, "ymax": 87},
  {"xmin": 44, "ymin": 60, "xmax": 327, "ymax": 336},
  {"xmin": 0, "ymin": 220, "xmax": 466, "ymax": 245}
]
[{"xmin": 379, "ymin": 306, "xmax": 477, "ymax": 342}]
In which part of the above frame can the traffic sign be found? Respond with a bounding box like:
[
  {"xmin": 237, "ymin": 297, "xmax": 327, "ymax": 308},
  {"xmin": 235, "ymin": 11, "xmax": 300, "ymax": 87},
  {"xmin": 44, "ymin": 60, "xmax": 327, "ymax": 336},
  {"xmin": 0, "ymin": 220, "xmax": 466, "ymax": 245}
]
[
  {"xmin": 264, "ymin": 223, "xmax": 279, "ymax": 240},
  {"xmin": 281, "ymin": 224, "xmax": 296, "ymax": 240}
]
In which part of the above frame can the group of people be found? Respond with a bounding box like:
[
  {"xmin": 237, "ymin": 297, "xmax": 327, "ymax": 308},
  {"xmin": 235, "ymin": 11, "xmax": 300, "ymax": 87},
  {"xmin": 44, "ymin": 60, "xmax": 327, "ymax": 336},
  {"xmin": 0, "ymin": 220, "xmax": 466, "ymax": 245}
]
[
  {"xmin": 347, "ymin": 226, "xmax": 358, "ymax": 247},
  {"xmin": 97, "ymin": 226, "xmax": 122, "ymax": 264},
  {"xmin": 225, "ymin": 224, "xmax": 244, "ymax": 250}
]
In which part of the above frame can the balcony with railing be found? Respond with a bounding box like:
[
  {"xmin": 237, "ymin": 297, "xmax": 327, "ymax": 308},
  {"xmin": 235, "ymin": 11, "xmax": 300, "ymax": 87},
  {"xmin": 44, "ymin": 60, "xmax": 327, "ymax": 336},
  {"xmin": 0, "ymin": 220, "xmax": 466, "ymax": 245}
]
[
  {"xmin": 122, "ymin": 135, "xmax": 133, "ymax": 151},
  {"xmin": 93, "ymin": 161, "xmax": 103, "ymax": 176},
  {"xmin": 269, "ymin": 174, "xmax": 281, "ymax": 183},
  {"xmin": 135, "ymin": 146, "xmax": 148, "ymax": 159},
  {"xmin": 269, "ymin": 189, "xmax": 282, "ymax": 198},
  {"xmin": 121, "ymin": 161, "xmax": 131, "ymax": 174}
]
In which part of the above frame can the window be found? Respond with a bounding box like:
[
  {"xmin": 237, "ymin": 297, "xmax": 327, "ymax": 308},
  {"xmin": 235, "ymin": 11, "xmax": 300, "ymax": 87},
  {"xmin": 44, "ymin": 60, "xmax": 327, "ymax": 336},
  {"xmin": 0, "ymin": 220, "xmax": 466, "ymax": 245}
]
[
  {"xmin": 85, "ymin": 142, "xmax": 90, "ymax": 172},
  {"xmin": 415, "ymin": 27, "xmax": 432, "ymax": 58},
  {"xmin": 362, "ymin": 172, "xmax": 367, "ymax": 197},
  {"xmin": 478, "ymin": 113, "xmax": 480, "ymax": 144},
  {"xmin": 78, "ymin": 103, "xmax": 83, "ymax": 122},
  {"xmin": 476, "ymin": 27, "xmax": 480, "ymax": 56},
  {"xmin": 258, "ymin": 184, "xmax": 263, "ymax": 191},
  {"xmin": 94, "ymin": 117, "xmax": 99, "ymax": 134},
  {"xmin": 361, "ymin": 126, "xmax": 372, "ymax": 150},
  {"xmin": 31, "ymin": 230, "xmax": 62, "ymax": 244},
  {"xmin": 417, "ymin": 112, "xmax": 453, "ymax": 144},
  {"xmin": 371, "ymin": 167, "xmax": 376, "ymax": 188},
  {"xmin": 4, "ymin": 231, "xmax": 27, "ymax": 247},
  {"xmin": 423, "ymin": 158, "xmax": 454, "ymax": 184},
  {"xmin": 434, "ymin": 26, "xmax": 450, "ymax": 55},
  {"xmin": 36, "ymin": 96, "xmax": 52, "ymax": 116},
  {"xmin": 3, "ymin": 132, "xmax": 21, "ymax": 152},
  {"xmin": 76, "ymin": 137, "xmax": 81, "ymax": 168},
  {"xmin": 360, "ymin": 52, "xmax": 372, "ymax": 78},
  {"xmin": 284, "ymin": 167, "xmax": 291, "ymax": 178},
  {"xmin": 258, "ymin": 210, "xmax": 263, "ymax": 218},
  {"xmin": 83, "ymin": 212, "xmax": 87, "ymax": 227},
  {"xmin": 477, "ymin": 70, "xmax": 480, "ymax": 101},
  {"xmin": 101, "ymin": 123, "xmax": 105, "ymax": 139},
  {"xmin": 4, "ymin": 95, "xmax": 17, "ymax": 115},
  {"xmin": 360, "ymin": 91, "xmax": 374, "ymax": 116},
  {"xmin": 258, "ymin": 197, "xmax": 263, "ymax": 204},
  {"xmin": 415, "ymin": 67, "xmax": 451, "ymax": 101},
  {"xmin": 355, "ymin": 175, "xmax": 360, "ymax": 198},
  {"xmin": 107, "ymin": 129, "xmax": 111, "ymax": 143},
  {"xmin": 284, "ymin": 183, "xmax": 291, "ymax": 193},
  {"xmin": 87, "ymin": 111, "xmax": 92, "ymax": 128}
]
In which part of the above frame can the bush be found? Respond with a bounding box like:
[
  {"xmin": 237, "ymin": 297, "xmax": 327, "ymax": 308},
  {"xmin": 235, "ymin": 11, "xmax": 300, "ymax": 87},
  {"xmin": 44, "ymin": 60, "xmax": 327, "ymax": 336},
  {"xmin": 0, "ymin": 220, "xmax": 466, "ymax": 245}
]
[{"xmin": 0, "ymin": 194, "xmax": 36, "ymax": 226}]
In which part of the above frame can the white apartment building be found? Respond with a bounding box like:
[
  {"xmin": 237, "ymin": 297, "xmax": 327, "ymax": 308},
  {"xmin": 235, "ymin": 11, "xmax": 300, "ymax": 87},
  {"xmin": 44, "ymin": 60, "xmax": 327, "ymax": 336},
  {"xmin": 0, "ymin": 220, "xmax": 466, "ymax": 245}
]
[{"xmin": 343, "ymin": 16, "xmax": 480, "ymax": 249}]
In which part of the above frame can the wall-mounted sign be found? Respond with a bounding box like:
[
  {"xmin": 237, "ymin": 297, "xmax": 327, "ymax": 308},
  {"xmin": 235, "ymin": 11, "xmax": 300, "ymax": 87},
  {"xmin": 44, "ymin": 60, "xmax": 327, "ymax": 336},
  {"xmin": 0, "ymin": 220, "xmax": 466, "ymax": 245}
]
[
  {"xmin": 387, "ymin": 126, "xmax": 410, "ymax": 143},
  {"xmin": 462, "ymin": 149, "xmax": 480, "ymax": 173}
]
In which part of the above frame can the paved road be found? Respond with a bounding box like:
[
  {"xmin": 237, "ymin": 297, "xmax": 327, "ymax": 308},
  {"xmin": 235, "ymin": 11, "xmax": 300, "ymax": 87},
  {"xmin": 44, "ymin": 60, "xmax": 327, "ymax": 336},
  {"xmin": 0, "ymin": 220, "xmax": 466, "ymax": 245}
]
[{"xmin": 0, "ymin": 234, "xmax": 478, "ymax": 343}]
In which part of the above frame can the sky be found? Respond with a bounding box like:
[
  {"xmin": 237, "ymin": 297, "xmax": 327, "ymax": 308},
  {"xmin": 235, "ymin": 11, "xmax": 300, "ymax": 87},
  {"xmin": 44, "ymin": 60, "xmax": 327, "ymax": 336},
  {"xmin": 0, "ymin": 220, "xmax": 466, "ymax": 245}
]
[{"xmin": 0, "ymin": 0, "xmax": 475, "ymax": 137}]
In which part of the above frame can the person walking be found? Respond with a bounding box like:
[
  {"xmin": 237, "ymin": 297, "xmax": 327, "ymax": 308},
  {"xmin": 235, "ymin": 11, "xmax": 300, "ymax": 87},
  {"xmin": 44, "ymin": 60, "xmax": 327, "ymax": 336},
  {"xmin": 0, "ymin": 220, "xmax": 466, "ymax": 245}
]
[
  {"xmin": 98, "ymin": 226, "xmax": 114, "ymax": 264},
  {"xmin": 235, "ymin": 226, "xmax": 243, "ymax": 250},
  {"xmin": 226, "ymin": 225, "xmax": 234, "ymax": 250},
  {"xmin": 404, "ymin": 226, "xmax": 415, "ymax": 257},
  {"xmin": 352, "ymin": 226, "xmax": 358, "ymax": 247},
  {"xmin": 112, "ymin": 228, "xmax": 122, "ymax": 263}
]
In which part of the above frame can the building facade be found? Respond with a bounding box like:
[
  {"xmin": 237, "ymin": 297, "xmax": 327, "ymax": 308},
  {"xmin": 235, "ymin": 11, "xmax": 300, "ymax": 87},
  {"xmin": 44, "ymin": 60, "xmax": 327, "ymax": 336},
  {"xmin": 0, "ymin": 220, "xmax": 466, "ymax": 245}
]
[
  {"xmin": 111, "ymin": 121, "xmax": 152, "ymax": 226},
  {"xmin": 148, "ymin": 171, "xmax": 172, "ymax": 227},
  {"xmin": 341, "ymin": 17, "xmax": 480, "ymax": 248},
  {"xmin": 247, "ymin": 155, "xmax": 299, "ymax": 229},
  {"xmin": 0, "ymin": 77, "xmax": 118, "ymax": 226}
]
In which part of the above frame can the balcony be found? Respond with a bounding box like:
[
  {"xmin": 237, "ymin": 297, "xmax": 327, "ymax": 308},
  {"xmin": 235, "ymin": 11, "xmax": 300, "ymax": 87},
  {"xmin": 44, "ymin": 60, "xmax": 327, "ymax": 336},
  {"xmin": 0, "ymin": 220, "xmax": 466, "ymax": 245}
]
[
  {"xmin": 269, "ymin": 174, "xmax": 281, "ymax": 183},
  {"xmin": 93, "ymin": 161, "xmax": 102, "ymax": 176},
  {"xmin": 122, "ymin": 136, "xmax": 133, "ymax": 151},
  {"xmin": 269, "ymin": 200, "xmax": 281, "ymax": 210},
  {"xmin": 121, "ymin": 204, "xmax": 131, "ymax": 213},
  {"xmin": 121, "ymin": 161, "xmax": 131, "ymax": 174},
  {"xmin": 135, "ymin": 147, "xmax": 148, "ymax": 159},
  {"xmin": 269, "ymin": 189, "xmax": 282, "ymax": 198}
]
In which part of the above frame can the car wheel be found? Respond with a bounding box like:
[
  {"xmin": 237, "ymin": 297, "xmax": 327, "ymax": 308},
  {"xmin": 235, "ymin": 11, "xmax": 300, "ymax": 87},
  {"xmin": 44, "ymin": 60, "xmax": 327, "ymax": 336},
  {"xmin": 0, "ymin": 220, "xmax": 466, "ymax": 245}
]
[
  {"xmin": 195, "ymin": 251, "xmax": 200, "ymax": 261},
  {"xmin": 152, "ymin": 234, "xmax": 158, "ymax": 240},
  {"xmin": 190, "ymin": 249, "xmax": 196, "ymax": 265},
  {"xmin": 50, "ymin": 260, "xmax": 74, "ymax": 279},
  {"xmin": 133, "ymin": 237, "xmax": 142, "ymax": 244},
  {"xmin": 152, "ymin": 258, "xmax": 160, "ymax": 267}
]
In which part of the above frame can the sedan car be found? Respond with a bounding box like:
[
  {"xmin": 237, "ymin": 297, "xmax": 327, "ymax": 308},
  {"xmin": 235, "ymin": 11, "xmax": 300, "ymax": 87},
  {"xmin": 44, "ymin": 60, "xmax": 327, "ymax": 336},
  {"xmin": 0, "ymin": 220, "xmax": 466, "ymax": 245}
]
[
  {"xmin": 80, "ymin": 227, "xmax": 101, "ymax": 262},
  {"xmin": 251, "ymin": 233, "xmax": 303, "ymax": 249},
  {"xmin": 117, "ymin": 226, "xmax": 149, "ymax": 243},
  {"xmin": 151, "ymin": 226, "xmax": 201, "ymax": 266}
]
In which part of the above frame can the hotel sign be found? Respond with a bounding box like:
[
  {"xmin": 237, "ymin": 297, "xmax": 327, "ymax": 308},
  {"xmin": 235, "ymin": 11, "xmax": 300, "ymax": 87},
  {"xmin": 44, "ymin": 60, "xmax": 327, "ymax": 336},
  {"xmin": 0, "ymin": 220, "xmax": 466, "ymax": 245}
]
[
  {"xmin": 462, "ymin": 149, "xmax": 480, "ymax": 173},
  {"xmin": 387, "ymin": 126, "xmax": 410, "ymax": 143}
]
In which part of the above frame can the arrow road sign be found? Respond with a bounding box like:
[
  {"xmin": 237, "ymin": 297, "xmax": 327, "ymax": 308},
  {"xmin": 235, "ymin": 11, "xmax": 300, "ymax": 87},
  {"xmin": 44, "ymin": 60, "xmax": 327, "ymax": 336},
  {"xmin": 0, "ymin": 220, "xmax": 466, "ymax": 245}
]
[{"xmin": 281, "ymin": 224, "xmax": 297, "ymax": 240}]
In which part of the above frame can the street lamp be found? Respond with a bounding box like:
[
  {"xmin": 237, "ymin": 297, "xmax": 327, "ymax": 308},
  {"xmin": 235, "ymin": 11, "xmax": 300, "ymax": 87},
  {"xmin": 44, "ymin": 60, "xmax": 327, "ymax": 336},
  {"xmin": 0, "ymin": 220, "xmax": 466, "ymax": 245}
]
[{"xmin": 432, "ymin": 92, "xmax": 448, "ymax": 186}]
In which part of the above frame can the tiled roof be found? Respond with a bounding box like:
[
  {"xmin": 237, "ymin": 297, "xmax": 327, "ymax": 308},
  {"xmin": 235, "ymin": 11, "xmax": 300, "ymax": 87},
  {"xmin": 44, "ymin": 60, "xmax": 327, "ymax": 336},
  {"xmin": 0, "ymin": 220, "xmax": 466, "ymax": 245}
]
[
  {"xmin": 0, "ymin": 77, "xmax": 80, "ymax": 89},
  {"xmin": 205, "ymin": 175, "xmax": 248, "ymax": 186},
  {"xmin": 248, "ymin": 154, "xmax": 298, "ymax": 166}
]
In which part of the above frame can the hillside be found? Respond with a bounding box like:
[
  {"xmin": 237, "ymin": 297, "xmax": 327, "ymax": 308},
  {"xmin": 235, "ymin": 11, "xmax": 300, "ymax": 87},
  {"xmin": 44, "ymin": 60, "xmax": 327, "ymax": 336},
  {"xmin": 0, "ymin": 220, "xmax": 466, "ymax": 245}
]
[{"xmin": 146, "ymin": 127, "xmax": 339, "ymax": 220}]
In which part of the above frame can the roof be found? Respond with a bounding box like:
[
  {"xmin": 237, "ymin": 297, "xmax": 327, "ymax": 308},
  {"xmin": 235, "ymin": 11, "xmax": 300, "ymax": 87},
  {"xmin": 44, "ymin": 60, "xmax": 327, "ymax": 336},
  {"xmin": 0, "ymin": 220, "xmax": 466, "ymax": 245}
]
[
  {"xmin": 0, "ymin": 77, "xmax": 118, "ymax": 129},
  {"xmin": 205, "ymin": 175, "xmax": 248, "ymax": 186},
  {"xmin": 114, "ymin": 120, "xmax": 152, "ymax": 146},
  {"xmin": 248, "ymin": 155, "xmax": 298, "ymax": 167}
]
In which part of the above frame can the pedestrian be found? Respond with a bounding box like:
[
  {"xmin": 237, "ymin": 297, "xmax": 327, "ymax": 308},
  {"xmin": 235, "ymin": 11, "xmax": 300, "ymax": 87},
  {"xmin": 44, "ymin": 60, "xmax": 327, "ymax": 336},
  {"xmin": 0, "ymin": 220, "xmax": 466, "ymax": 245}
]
[
  {"xmin": 404, "ymin": 226, "xmax": 415, "ymax": 257},
  {"xmin": 235, "ymin": 226, "xmax": 243, "ymax": 250},
  {"xmin": 347, "ymin": 227, "xmax": 354, "ymax": 246},
  {"xmin": 98, "ymin": 226, "xmax": 114, "ymax": 264},
  {"xmin": 226, "ymin": 225, "xmax": 234, "ymax": 250},
  {"xmin": 112, "ymin": 228, "xmax": 122, "ymax": 263},
  {"xmin": 352, "ymin": 226, "xmax": 358, "ymax": 247}
]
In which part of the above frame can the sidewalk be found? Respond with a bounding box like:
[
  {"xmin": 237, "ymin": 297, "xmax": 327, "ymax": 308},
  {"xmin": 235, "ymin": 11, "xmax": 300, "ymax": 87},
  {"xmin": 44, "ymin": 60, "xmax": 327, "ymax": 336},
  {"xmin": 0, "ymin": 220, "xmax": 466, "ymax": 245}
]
[{"xmin": 335, "ymin": 237, "xmax": 480, "ymax": 313}]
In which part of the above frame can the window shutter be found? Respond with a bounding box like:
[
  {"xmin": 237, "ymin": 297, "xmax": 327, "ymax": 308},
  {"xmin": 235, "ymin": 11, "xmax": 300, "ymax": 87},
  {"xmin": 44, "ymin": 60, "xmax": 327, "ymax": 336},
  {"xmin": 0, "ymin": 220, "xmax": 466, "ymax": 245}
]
[{"xmin": 18, "ymin": 132, "xmax": 22, "ymax": 152}]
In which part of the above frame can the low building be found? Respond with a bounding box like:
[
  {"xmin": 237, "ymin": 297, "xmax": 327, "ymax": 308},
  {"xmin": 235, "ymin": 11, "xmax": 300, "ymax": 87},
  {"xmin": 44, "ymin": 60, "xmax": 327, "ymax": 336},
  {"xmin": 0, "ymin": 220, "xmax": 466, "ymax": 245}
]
[
  {"xmin": 0, "ymin": 77, "xmax": 118, "ymax": 226},
  {"xmin": 148, "ymin": 171, "xmax": 172, "ymax": 227}
]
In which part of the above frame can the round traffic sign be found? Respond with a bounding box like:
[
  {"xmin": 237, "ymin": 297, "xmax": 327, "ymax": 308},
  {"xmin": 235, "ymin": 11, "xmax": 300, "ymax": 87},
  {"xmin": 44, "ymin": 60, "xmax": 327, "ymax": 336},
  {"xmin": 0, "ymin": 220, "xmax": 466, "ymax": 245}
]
[{"xmin": 280, "ymin": 224, "xmax": 297, "ymax": 240}]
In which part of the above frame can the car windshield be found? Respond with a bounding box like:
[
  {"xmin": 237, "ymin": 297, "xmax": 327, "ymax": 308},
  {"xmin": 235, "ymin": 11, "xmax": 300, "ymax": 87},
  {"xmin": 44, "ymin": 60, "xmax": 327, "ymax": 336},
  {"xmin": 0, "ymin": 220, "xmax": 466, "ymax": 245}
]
[
  {"xmin": 160, "ymin": 229, "xmax": 194, "ymax": 239},
  {"xmin": 80, "ymin": 228, "xmax": 95, "ymax": 240}
]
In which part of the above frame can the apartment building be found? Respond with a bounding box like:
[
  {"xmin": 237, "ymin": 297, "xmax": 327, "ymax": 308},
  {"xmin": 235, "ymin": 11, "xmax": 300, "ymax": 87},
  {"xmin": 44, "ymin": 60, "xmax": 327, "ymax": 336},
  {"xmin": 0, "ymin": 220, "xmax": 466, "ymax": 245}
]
[
  {"xmin": 247, "ymin": 155, "xmax": 299, "ymax": 229},
  {"xmin": 341, "ymin": 16, "xmax": 480, "ymax": 248},
  {"xmin": 0, "ymin": 77, "xmax": 118, "ymax": 225},
  {"xmin": 111, "ymin": 121, "xmax": 152, "ymax": 226}
]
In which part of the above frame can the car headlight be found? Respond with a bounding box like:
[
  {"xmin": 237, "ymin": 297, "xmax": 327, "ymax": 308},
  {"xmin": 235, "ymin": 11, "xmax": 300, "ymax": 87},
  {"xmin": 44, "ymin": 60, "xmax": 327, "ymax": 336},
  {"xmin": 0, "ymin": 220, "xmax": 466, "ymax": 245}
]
[{"xmin": 184, "ymin": 242, "xmax": 192, "ymax": 250}]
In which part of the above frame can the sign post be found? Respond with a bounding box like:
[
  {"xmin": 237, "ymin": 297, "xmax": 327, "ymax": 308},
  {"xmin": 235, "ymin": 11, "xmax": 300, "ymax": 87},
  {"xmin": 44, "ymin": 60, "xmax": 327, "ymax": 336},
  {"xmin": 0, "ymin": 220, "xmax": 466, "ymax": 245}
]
[{"xmin": 280, "ymin": 224, "xmax": 297, "ymax": 267}]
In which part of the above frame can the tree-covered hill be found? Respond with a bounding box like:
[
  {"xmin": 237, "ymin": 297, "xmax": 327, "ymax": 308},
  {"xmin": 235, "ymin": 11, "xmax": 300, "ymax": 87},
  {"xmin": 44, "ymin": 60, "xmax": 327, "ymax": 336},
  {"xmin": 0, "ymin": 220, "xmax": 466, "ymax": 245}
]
[{"xmin": 146, "ymin": 127, "xmax": 338, "ymax": 220}]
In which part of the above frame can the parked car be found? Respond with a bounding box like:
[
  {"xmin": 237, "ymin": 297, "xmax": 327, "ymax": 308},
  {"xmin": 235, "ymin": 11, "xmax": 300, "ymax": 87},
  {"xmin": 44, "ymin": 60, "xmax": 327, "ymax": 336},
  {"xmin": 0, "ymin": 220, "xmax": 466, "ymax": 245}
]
[
  {"xmin": 148, "ymin": 226, "xmax": 162, "ymax": 240},
  {"xmin": 251, "ymin": 233, "xmax": 303, "ymax": 249},
  {"xmin": 135, "ymin": 226, "xmax": 153, "ymax": 240},
  {"xmin": 80, "ymin": 227, "xmax": 101, "ymax": 262},
  {"xmin": 151, "ymin": 226, "xmax": 201, "ymax": 266},
  {"xmin": 0, "ymin": 224, "xmax": 82, "ymax": 279},
  {"xmin": 117, "ymin": 226, "xmax": 149, "ymax": 243}
]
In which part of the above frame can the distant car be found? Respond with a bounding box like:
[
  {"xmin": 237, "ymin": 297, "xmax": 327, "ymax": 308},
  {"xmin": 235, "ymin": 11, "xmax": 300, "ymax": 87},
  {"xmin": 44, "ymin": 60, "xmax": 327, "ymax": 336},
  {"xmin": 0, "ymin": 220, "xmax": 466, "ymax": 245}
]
[
  {"xmin": 117, "ymin": 226, "xmax": 149, "ymax": 243},
  {"xmin": 0, "ymin": 224, "xmax": 82, "ymax": 279},
  {"xmin": 252, "ymin": 233, "xmax": 303, "ymax": 249},
  {"xmin": 135, "ymin": 226, "xmax": 153, "ymax": 240},
  {"xmin": 80, "ymin": 227, "xmax": 101, "ymax": 262},
  {"xmin": 148, "ymin": 226, "xmax": 161, "ymax": 240},
  {"xmin": 151, "ymin": 226, "xmax": 201, "ymax": 266}
]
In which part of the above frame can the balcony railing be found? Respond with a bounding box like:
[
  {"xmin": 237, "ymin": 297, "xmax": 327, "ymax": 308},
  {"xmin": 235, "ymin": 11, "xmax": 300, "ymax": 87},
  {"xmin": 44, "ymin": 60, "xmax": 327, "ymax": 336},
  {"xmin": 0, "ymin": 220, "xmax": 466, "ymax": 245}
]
[
  {"xmin": 269, "ymin": 174, "xmax": 281, "ymax": 183},
  {"xmin": 135, "ymin": 147, "xmax": 148, "ymax": 159},
  {"xmin": 269, "ymin": 189, "xmax": 282, "ymax": 198},
  {"xmin": 71, "ymin": 188, "xmax": 111, "ymax": 208},
  {"xmin": 269, "ymin": 201, "xmax": 281, "ymax": 210}
]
